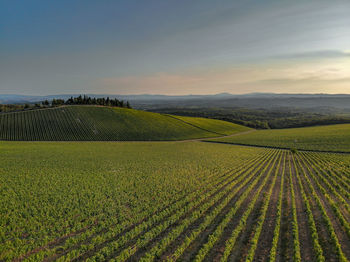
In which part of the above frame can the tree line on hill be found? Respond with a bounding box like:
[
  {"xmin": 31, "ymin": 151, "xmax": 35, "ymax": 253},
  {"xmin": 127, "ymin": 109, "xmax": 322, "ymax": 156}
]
[
  {"xmin": 52, "ymin": 95, "xmax": 131, "ymax": 108},
  {"xmin": 0, "ymin": 95, "xmax": 131, "ymax": 113}
]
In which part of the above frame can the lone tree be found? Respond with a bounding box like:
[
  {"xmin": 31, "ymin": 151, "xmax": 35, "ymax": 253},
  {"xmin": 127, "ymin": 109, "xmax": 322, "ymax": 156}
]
[{"xmin": 290, "ymin": 148, "xmax": 298, "ymax": 154}]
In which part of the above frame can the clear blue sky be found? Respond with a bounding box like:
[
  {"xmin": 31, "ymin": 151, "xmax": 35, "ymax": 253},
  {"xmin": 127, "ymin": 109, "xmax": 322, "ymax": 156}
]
[{"xmin": 1, "ymin": 0, "xmax": 349, "ymax": 95}]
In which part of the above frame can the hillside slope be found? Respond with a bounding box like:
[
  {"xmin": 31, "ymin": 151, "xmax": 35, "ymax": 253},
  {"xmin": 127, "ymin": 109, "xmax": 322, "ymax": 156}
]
[
  {"xmin": 168, "ymin": 115, "xmax": 249, "ymax": 135},
  {"xmin": 0, "ymin": 106, "xmax": 250, "ymax": 141},
  {"xmin": 210, "ymin": 123, "xmax": 350, "ymax": 152}
]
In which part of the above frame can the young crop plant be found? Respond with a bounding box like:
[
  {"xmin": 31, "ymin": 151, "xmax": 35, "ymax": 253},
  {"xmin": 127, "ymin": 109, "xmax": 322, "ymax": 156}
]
[
  {"xmin": 293, "ymin": 154, "xmax": 348, "ymax": 262},
  {"xmin": 2, "ymin": 140, "xmax": 350, "ymax": 262},
  {"xmin": 292, "ymin": 154, "xmax": 325, "ymax": 262},
  {"xmin": 83, "ymin": 150, "xmax": 276, "ymax": 262},
  {"xmin": 301, "ymin": 152, "xmax": 350, "ymax": 208},
  {"xmin": 244, "ymin": 152, "xmax": 284, "ymax": 262},
  {"xmin": 1, "ymin": 142, "xmax": 266, "ymax": 261},
  {"xmin": 137, "ymin": 151, "xmax": 280, "ymax": 262},
  {"xmin": 217, "ymin": 152, "xmax": 282, "ymax": 262},
  {"xmin": 44, "ymin": 154, "xmax": 267, "ymax": 262},
  {"xmin": 297, "ymin": 154, "xmax": 350, "ymax": 240},
  {"xmin": 288, "ymin": 153, "xmax": 301, "ymax": 262},
  {"xmin": 268, "ymin": 152, "xmax": 286, "ymax": 262},
  {"xmin": 193, "ymin": 151, "xmax": 281, "ymax": 262}
]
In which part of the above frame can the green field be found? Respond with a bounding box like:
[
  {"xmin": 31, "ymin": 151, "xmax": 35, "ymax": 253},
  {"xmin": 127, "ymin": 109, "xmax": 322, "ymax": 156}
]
[
  {"xmin": 168, "ymin": 115, "xmax": 249, "ymax": 136},
  {"xmin": 211, "ymin": 123, "xmax": 350, "ymax": 152},
  {"xmin": 2, "ymin": 141, "xmax": 350, "ymax": 261},
  {"xmin": 1, "ymin": 105, "xmax": 350, "ymax": 262},
  {"xmin": 1, "ymin": 142, "xmax": 263, "ymax": 261},
  {"xmin": 0, "ymin": 106, "xmax": 249, "ymax": 141}
]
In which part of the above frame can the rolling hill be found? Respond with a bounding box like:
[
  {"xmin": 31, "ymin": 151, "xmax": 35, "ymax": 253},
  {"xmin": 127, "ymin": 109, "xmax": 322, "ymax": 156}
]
[
  {"xmin": 0, "ymin": 106, "xmax": 249, "ymax": 141},
  {"xmin": 210, "ymin": 123, "xmax": 350, "ymax": 153}
]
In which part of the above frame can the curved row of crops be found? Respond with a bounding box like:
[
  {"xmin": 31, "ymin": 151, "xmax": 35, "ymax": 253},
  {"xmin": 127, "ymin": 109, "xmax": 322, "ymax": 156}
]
[{"xmin": 1, "ymin": 142, "xmax": 350, "ymax": 261}]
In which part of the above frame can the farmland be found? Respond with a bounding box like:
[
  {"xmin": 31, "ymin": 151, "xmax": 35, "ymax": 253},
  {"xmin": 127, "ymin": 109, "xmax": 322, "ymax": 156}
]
[
  {"xmin": 211, "ymin": 123, "xmax": 350, "ymax": 153},
  {"xmin": 1, "ymin": 141, "xmax": 350, "ymax": 261},
  {"xmin": 0, "ymin": 106, "xmax": 249, "ymax": 141}
]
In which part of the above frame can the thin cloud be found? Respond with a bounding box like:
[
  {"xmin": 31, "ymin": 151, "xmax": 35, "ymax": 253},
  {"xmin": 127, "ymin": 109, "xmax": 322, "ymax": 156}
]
[
  {"xmin": 270, "ymin": 50, "xmax": 350, "ymax": 60},
  {"xmin": 97, "ymin": 56, "xmax": 350, "ymax": 95}
]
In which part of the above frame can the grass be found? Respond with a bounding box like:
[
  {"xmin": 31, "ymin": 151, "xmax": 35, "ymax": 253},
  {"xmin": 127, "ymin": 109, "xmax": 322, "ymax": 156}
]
[
  {"xmin": 0, "ymin": 106, "xmax": 250, "ymax": 141},
  {"xmin": 210, "ymin": 124, "xmax": 350, "ymax": 152}
]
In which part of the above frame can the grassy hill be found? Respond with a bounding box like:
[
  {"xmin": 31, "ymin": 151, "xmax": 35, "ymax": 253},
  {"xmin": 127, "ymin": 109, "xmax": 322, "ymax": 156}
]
[
  {"xmin": 210, "ymin": 123, "xmax": 350, "ymax": 152},
  {"xmin": 0, "ymin": 106, "xmax": 249, "ymax": 141}
]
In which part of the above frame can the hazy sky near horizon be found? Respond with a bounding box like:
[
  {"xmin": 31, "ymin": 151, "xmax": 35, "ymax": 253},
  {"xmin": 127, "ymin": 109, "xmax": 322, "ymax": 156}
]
[{"xmin": 1, "ymin": 0, "xmax": 350, "ymax": 95}]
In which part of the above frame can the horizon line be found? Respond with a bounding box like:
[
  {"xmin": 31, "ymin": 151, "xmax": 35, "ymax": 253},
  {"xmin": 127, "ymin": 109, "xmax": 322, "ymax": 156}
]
[{"xmin": 1, "ymin": 92, "xmax": 350, "ymax": 97}]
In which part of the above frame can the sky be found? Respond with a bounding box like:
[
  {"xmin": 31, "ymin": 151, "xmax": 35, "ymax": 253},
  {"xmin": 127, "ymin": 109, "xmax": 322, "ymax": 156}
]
[{"xmin": 1, "ymin": 0, "xmax": 350, "ymax": 95}]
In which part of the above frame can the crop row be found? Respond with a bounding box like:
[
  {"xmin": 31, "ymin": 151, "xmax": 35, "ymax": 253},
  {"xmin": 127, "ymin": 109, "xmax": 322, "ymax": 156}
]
[
  {"xmin": 293, "ymin": 154, "xmax": 348, "ymax": 261},
  {"xmin": 1, "ymin": 143, "xmax": 268, "ymax": 261},
  {"xmin": 268, "ymin": 152, "xmax": 285, "ymax": 262},
  {"xmin": 288, "ymin": 154, "xmax": 301, "ymax": 262},
  {"xmin": 243, "ymin": 152, "xmax": 283, "ymax": 262},
  {"xmin": 298, "ymin": 155, "xmax": 350, "ymax": 243},
  {"xmin": 192, "ymin": 151, "xmax": 281, "ymax": 262},
  {"xmin": 32, "ymin": 150, "xmax": 276, "ymax": 261},
  {"xmin": 3, "ymin": 143, "xmax": 350, "ymax": 261},
  {"xmin": 291, "ymin": 154, "xmax": 325, "ymax": 262},
  {"xmin": 17, "ymin": 150, "xmax": 274, "ymax": 261},
  {"xmin": 99, "ymin": 150, "xmax": 280, "ymax": 261}
]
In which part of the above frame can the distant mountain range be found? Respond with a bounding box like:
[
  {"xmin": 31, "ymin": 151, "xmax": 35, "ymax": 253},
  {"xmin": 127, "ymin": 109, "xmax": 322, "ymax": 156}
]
[{"xmin": 1, "ymin": 93, "xmax": 350, "ymax": 110}]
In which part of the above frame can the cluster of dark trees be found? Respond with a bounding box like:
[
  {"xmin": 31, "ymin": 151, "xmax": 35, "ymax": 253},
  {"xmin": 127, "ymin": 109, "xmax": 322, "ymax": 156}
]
[
  {"xmin": 0, "ymin": 95, "xmax": 131, "ymax": 113},
  {"xmin": 51, "ymin": 95, "xmax": 131, "ymax": 108}
]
